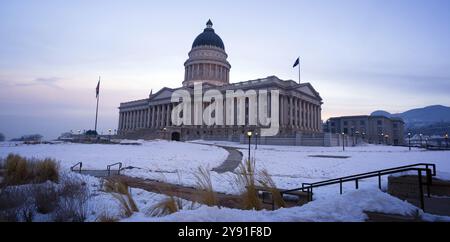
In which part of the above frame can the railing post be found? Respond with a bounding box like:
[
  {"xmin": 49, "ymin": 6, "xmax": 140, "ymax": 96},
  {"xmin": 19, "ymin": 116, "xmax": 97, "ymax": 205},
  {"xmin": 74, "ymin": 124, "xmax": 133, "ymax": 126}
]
[
  {"xmin": 339, "ymin": 179, "xmax": 343, "ymax": 194},
  {"xmin": 418, "ymin": 170, "xmax": 425, "ymax": 211},
  {"xmin": 355, "ymin": 179, "xmax": 359, "ymax": 189},
  {"xmin": 378, "ymin": 172, "xmax": 381, "ymax": 190},
  {"xmin": 426, "ymin": 169, "xmax": 432, "ymax": 198}
]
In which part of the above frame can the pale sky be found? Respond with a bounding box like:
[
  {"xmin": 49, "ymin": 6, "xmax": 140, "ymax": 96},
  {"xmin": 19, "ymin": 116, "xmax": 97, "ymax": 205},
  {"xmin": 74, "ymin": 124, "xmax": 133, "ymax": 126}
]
[{"xmin": 1, "ymin": 0, "xmax": 449, "ymax": 139}]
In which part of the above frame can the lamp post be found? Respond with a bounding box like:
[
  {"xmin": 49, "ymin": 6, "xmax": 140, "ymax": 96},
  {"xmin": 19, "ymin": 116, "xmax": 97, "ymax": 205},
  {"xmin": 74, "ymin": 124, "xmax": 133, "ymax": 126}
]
[
  {"xmin": 163, "ymin": 127, "xmax": 167, "ymax": 140},
  {"xmin": 384, "ymin": 134, "xmax": 389, "ymax": 145},
  {"xmin": 342, "ymin": 132, "xmax": 345, "ymax": 151},
  {"xmin": 355, "ymin": 131, "xmax": 360, "ymax": 145},
  {"xmin": 255, "ymin": 131, "xmax": 258, "ymax": 150},
  {"xmin": 408, "ymin": 132, "xmax": 411, "ymax": 151},
  {"xmin": 419, "ymin": 133, "xmax": 423, "ymax": 147},
  {"xmin": 425, "ymin": 138, "xmax": 428, "ymax": 149},
  {"xmin": 247, "ymin": 131, "xmax": 253, "ymax": 161},
  {"xmin": 445, "ymin": 133, "xmax": 449, "ymax": 148}
]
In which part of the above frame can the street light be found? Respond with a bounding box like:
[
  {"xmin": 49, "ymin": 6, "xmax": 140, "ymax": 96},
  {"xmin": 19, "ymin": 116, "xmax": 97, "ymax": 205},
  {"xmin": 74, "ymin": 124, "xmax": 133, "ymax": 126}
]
[
  {"xmin": 247, "ymin": 131, "xmax": 253, "ymax": 161},
  {"xmin": 255, "ymin": 131, "xmax": 258, "ymax": 150},
  {"xmin": 408, "ymin": 132, "xmax": 411, "ymax": 151},
  {"xmin": 419, "ymin": 134, "xmax": 423, "ymax": 147},
  {"xmin": 445, "ymin": 133, "xmax": 449, "ymax": 148},
  {"xmin": 342, "ymin": 132, "xmax": 345, "ymax": 151},
  {"xmin": 384, "ymin": 134, "xmax": 389, "ymax": 145},
  {"xmin": 163, "ymin": 127, "xmax": 167, "ymax": 140}
]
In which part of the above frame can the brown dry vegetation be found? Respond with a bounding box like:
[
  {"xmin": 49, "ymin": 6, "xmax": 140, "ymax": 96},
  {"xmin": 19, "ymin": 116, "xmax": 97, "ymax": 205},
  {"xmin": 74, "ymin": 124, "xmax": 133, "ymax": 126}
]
[{"xmin": 3, "ymin": 154, "xmax": 59, "ymax": 185}]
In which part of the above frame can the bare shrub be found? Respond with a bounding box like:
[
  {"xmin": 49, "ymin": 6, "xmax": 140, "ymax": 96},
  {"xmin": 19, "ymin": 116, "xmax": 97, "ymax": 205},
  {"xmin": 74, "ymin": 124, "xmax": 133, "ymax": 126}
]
[
  {"xmin": 53, "ymin": 198, "xmax": 87, "ymax": 222},
  {"xmin": 32, "ymin": 183, "xmax": 59, "ymax": 214},
  {"xmin": 0, "ymin": 186, "xmax": 28, "ymax": 221},
  {"xmin": 194, "ymin": 167, "xmax": 218, "ymax": 207},
  {"xmin": 52, "ymin": 175, "xmax": 89, "ymax": 222},
  {"xmin": 103, "ymin": 179, "xmax": 138, "ymax": 218},
  {"xmin": 59, "ymin": 175, "xmax": 88, "ymax": 201}
]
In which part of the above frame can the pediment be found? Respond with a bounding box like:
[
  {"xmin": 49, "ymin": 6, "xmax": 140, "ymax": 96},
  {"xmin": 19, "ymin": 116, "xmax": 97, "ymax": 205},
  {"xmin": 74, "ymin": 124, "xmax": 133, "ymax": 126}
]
[
  {"xmin": 297, "ymin": 83, "xmax": 322, "ymax": 100},
  {"xmin": 149, "ymin": 87, "xmax": 175, "ymax": 100}
]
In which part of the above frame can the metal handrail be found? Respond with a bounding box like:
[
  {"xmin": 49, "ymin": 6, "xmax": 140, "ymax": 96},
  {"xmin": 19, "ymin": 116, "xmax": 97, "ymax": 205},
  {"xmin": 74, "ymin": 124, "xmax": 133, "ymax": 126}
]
[
  {"xmin": 281, "ymin": 163, "xmax": 437, "ymax": 211},
  {"xmin": 107, "ymin": 162, "xmax": 123, "ymax": 176},
  {"xmin": 301, "ymin": 163, "xmax": 435, "ymax": 189},
  {"xmin": 70, "ymin": 162, "xmax": 82, "ymax": 173}
]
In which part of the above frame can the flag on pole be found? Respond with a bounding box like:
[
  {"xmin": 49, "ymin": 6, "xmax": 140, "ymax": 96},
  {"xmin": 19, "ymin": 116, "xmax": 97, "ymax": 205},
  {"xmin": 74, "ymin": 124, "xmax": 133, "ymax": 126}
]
[
  {"xmin": 293, "ymin": 57, "xmax": 300, "ymax": 68},
  {"xmin": 96, "ymin": 80, "xmax": 100, "ymax": 98}
]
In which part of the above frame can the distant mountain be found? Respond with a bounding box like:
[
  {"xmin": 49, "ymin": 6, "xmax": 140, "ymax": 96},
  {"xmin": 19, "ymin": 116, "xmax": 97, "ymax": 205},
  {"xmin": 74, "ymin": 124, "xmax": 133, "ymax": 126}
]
[{"xmin": 371, "ymin": 105, "xmax": 450, "ymax": 128}]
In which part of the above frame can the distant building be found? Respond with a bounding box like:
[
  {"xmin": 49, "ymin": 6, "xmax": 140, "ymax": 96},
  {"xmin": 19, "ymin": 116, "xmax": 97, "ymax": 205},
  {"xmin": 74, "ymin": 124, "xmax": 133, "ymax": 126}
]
[{"xmin": 324, "ymin": 115, "xmax": 405, "ymax": 145}]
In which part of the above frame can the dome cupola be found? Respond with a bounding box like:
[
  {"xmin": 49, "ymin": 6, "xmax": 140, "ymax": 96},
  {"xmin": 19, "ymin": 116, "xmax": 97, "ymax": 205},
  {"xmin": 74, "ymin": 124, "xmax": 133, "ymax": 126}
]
[
  {"xmin": 183, "ymin": 20, "xmax": 231, "ymax": 87},
  {"xmin": 192, "ymin": 19, "xmax": 225, "ymax": 50}
]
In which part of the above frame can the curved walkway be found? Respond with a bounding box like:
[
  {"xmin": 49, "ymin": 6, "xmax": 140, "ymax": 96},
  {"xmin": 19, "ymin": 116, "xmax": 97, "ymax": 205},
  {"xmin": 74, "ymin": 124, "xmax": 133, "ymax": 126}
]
[
  {"xmin": 212, "ymin": 146, "xmax": 243, "ymax": 173},
  {"xmin": 188, "ymin": 141, "xmax": 243, "ymax": 173}
]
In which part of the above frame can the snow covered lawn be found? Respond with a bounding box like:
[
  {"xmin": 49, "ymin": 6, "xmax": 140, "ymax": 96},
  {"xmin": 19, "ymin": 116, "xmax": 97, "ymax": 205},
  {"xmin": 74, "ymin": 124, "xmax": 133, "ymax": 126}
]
[
  {"xmin": 0, "ymin": 140, "xmax": 228, "ymax": 173},
  {"xmin": 190, "ymin": 140, "xmax": 450, "ymax": 198}
]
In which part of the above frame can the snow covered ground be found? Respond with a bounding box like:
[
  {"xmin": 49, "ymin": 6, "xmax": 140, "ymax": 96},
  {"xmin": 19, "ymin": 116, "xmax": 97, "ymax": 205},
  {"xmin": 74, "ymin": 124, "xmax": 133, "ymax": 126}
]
[
  {"xmin": 123, "ymin": 188, "xmax": 450, "ymax": 222},
  {"xmin": 190, "ymin": 140, "xmax": 450, "ymax": 199},
  {"xmin": 1, "ymin": 140, "xmax": 449, "ymax": 221},
  {"xmin": 0, "ymin": 140, "xmax": 228, "ymax": 173}
]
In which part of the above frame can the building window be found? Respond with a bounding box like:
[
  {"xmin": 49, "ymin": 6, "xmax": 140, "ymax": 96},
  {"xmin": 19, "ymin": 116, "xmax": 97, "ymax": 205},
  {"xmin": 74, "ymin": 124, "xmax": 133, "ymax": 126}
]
[
  {"xmin": 377, "ymin": 120, "xmax": 382, "ymax": 125},
  {"xmin": 343, "ymin": 128, "xmax": 348, "ymax": 134},
  {"xmin": 331, "ymin": 122, "xmax": 335, "ymax": 127},
  {"xmin": 360, "ymin": 120, "xmax": 365, "ymax": 125},
  {"xmin": 393, "ymin": 123, "xmax": 398, "ymax": 128},
  {"xmin": 343, "ymin": 121, "xmax": 348, "ymax": 126}
]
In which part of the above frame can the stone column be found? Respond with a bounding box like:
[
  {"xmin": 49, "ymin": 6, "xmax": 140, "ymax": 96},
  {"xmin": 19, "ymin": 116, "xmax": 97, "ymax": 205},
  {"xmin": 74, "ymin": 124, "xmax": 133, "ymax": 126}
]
[
  {"xmin": 315, "ymin": 105, "xmax": 318, "ymax": 131},
  {"xmin": 319, "ymin": 106, "xmax": 322, "ymax": 132},
  {"xmin": 289, "ymin": 96, "xmax": 293, "ymax": 128},
  {"xmin": 279, "ymin": 95, "xmax": 284, "ymax": 128},
  {"xmin": 130, "ymin": 111, "xmax": 134, "ymax": 130},
  {"xmin": 156, "ymin": 105, "xmax": 161, "ymax": 128},
  {"xmin": 294, "ymin": 97, "xmax": 298, "ymax": 128},
  {"xmin": 167, "ymin": 104, "xmax": 171, "ymax": 126},
  {"xmin": 306, "ymin": 103, "xmax": 310, "ymax": 130}
]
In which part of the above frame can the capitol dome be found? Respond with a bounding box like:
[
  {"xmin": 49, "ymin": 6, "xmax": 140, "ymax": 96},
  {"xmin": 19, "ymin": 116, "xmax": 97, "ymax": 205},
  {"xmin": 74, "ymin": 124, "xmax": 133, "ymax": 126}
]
[
  {"xmin": 192, "ymin": 19, "xmax": 225, "ymax": 50},
  {"xmin": 183, "ymin": 20, "xmax": 231, "ymax": 87}
]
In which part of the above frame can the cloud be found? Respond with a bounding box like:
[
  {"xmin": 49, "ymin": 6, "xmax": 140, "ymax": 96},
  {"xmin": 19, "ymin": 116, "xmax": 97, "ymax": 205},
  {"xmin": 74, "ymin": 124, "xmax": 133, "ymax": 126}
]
[{"xmin": 14, "ymin": 77, "xmax": 63, "ymax": 89}]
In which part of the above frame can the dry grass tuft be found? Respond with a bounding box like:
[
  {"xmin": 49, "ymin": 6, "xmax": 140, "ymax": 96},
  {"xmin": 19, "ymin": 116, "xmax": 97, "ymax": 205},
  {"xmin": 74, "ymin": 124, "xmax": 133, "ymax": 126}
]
[
  {"xmin": 34, "ymin": 158, "xmax": 59, "ymax": 183},
  {"xmin": 257, "ymin": 169, "xmax": 286, "ymax": 209},
  {"xmin": 4, "ymin": 154, "xmax": 30, "ymax": 185},
  {"xmin": 234, "ymin": 158, "xmax": 262, "ymax": 210},
  {"xmin": 194, "ymin": 166, "xmax": 218, "ymax": 207},
  {"xmin": 4, "ymin": 154, "xmax": 59, "ymax": 185},
  {"xmin": 103, "ymin": 179, "xmax": 139, "ymax": 218},
  {"xmin": 149, "ymin": 196, "xmax": 184, "ymax": 217}
]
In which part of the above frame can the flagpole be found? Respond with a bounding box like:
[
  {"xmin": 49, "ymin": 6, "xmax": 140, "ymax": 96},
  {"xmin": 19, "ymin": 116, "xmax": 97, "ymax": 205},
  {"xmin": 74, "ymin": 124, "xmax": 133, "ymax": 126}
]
[
  {"xmin": 95, "ymin": 76, "xmax": 100, "ymax": 133},
  {"xmin": 298, "ymin": 58, "xmax": 301, "ymax": 84}
]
